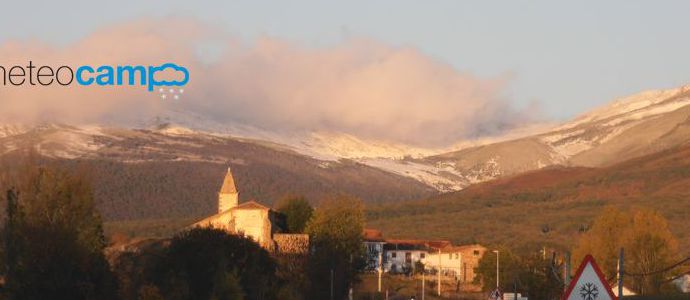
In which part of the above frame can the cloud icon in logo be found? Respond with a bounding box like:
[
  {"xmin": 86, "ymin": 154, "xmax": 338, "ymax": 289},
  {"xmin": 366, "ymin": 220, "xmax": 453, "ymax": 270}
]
[{"xmin": 148, "ymin": 63, "xmax": 189, "ymax": 91}]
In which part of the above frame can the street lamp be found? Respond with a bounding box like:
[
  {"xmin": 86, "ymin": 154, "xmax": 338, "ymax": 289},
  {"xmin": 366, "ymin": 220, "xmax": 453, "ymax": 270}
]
[{"xmin": 492, "ymin": 250, "xmax": 500, "ymax": 289}]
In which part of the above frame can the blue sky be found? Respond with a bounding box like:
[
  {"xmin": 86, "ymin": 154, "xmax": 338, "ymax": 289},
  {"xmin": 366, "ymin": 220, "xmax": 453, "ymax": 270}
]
[{"xmin": 2, "ymin": 0, "xmax": 690, "ymax": 121}]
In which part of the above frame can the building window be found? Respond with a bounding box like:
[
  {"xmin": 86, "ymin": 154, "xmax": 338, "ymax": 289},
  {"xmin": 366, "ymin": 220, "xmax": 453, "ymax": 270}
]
[
  {"xmin": 473, "ymin": 250, "xmax": 480, "ymax": 256},
  {"xmin": 420, "ymin": 253, "xmax": 426, "ymax": 259},
  {"xmin": 455, "ymin": 253, "xmax": 459, "ymax": 259},
  {"xmin": 392, "ymin": 252, "xmax": 397, "ymax": 258},
  {"xmin": 449, "ymin": 253, "xmax": 452, "ymax": 260}
]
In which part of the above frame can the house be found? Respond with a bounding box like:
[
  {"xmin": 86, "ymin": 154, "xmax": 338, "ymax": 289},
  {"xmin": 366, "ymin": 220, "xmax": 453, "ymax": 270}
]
[
  {"xmin": 455, "ymin": 244, "xmax": 487, "ymax": 283},
  {"xmin": 363, "ymin": 229, "xmax": 385, "ymax": 271},
  {"xmin": 423, "ymin": 246, "xmax": 464, "ymax": 277},
  {"xmin": 192, "ymin": 168, "xmax": 309, "ymax": 253},
  {"xmin": 383, "ymin": 239, "xmax": 451, "ymax": 274},
  {"xmin": 423, "ymin": 244, "xmax": 487, "ymax": 285},
  {"xmin": 674, "ymin": 274, "xmax": 690, "ymax": 293},
  {"xmin": 360, "ymin": 228, "xmax": 488, "ymax": 291}
]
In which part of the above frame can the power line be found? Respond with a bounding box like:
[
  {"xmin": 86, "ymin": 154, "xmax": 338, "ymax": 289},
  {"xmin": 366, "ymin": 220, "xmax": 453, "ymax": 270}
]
[
  {"xmin": 622, "ymin": 256, "xmax": 690, "ymax": 277},
  {"xmin": 663, "ymin": 269, "xmax": 690, "ymax": 283}
]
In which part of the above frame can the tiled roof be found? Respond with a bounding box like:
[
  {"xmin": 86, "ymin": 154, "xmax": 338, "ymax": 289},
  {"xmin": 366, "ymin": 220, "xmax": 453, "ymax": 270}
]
[
  {"xmin": 383, "ymin": 239, "xmax": 451, "ymax": 251},
  {"xmin": 363, "ymin": 228, "xmax": 384, "ymax": 241},
  {"xmin": 233, "ymin": 200, "xmax": 270, "ymax": 210}
]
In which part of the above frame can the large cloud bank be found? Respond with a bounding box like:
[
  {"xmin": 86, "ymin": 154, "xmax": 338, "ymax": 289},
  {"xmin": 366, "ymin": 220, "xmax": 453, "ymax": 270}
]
[{"xmin": 0, "ymin": 18, "xmax": 533, "ymax": 145}]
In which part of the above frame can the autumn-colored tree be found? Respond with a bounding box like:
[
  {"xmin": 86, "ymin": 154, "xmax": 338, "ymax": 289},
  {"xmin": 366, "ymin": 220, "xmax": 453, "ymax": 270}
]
[
  {"xmin": 474, "ymin": 248, "xmax": 562, "ymax": 299},
  {"xmin": 573, "ymin": 206, "xmax": 679, "ymax": 294},
  {"xmin": 474, "ymin": 248, "xmax": 521, "ymax": 291},
  {"xmin": 305, "ymin": 195, "xmax": 365, "ymax": 300},
  {"xmin": 275, "ymin": 195, "xmax": 313, "ymax": 233},
  {"xmin": 572, "ymin": 207, "xmax": 628, "ymax": 280},
  {"xmin": 2, "ymin": 165, "xmax": 117, "ymax": 299}
]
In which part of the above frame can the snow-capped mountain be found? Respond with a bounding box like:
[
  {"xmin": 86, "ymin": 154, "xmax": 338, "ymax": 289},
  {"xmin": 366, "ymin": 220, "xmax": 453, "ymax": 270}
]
[
  {"xmin": 428, "ymin": 84, "xmax": 690, "ymax": 185},
  {"xmin": 2, "ymin": 84, "xmax": 690, "ymax": 194}
]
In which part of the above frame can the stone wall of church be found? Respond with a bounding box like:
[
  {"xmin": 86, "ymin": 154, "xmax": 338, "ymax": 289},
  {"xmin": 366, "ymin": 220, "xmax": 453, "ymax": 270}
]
[{"xmin": 233, "ymin": 209, "xmax": 273, "ymax": 249}]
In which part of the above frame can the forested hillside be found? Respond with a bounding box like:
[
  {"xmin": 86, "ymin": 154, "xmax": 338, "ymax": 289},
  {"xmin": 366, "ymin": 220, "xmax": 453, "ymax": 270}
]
[{"xmin": 367, "ymin": 144, "xmax": 690, "ymax": 252}]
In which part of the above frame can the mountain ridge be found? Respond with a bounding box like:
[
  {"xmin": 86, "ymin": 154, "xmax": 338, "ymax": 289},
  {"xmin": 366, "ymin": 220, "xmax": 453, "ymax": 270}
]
[{"xmin": 1, "ymin": 84, "xmax": 690, "ymax": 207}]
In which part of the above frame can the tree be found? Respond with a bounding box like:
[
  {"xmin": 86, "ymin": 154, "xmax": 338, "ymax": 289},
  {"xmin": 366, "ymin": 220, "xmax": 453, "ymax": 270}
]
[
  {"xmin": 275, "ymin": 195, "xmax": 313, "ymax": 233},
  {"xmin": 2, "ymin": 165, "xmax": 117, "ymax": 299},
  {"xmin": 474, "ymin": 248, "xmax": 521, "ymax": 292},
  {"xmin": 573, "ymin": 206, "xmax": 679, "ymax": 294},
  {"xmin": 474, "ymin": 248, "xmax": 562, "ymax": 299},
  {"xmin": 305, "ymin": 195, "xmax": 365, "ymax": 300},
  {"xmin": 151, "ymin": 228, "xmax": 279, "ymax": 300}
]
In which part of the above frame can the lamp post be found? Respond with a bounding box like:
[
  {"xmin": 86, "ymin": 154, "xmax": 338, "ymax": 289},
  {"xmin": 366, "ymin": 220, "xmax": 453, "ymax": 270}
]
[
  {"xmin": 493, "ymin": 250, "xmax": 500, "ymax": 289},
  {"xmin": 437, "ymin": 248, "xmax": 441, "ymax": 296}
]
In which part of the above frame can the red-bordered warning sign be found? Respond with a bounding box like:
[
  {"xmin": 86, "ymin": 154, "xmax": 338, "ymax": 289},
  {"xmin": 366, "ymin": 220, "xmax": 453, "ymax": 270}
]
[{"xmin": 562, "ymin": 255, "xmax": 617, "ymax": 300}]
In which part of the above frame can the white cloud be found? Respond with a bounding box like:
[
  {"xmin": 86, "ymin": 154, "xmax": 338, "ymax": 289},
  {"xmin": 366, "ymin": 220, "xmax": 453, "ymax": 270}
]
[{"xmin": 0, "ymin": 18, "xmax": 535, "ymax": 146}]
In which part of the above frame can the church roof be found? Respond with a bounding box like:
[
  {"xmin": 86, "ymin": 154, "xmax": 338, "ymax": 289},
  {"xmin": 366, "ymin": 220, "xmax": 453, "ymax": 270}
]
[
  {"xmin": 220, "ymin": 167, "xmax": 238, "ymax": 194},
  {"xmin": 234, "ymin": 200, "xmax": 270, "ymax": 210},
  {"xmin": 190, "ymin": 200, "xmax": 271, "ymax": 228}
]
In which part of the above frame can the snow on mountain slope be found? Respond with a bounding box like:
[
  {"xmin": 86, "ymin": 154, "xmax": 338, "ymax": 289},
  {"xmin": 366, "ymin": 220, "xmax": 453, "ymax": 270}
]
[
  {"xmin": 136, "ymin": 108, "xmax": 557, "ymax": 191},
  {"xmin": 428, "ymin": 84, "xmax": 690, "ymax": 189},
  {"xmin": 540, "ymin": 84, "xmax": 690, "ymax": 160},
  {"xmin": 139, "ymin": 83, "xmax": 690, "ymax": 192},
  {"xmin": 558, "ymin": 86, "xmax": 687, "ymax": 130},
  {"xmin": 0, "ymin": 124, "xmax": 110, "ymax": 159},
  {"xmin": 0, "ymin": 124, "xmax": 29, "ymax": 138},
  {"xmin": 3, "ymin": 84, "xmax": 689, "ymax": 193},
  {"xmin": 360, "ymin": 158, "xmax": 466, "ymax": 192}
]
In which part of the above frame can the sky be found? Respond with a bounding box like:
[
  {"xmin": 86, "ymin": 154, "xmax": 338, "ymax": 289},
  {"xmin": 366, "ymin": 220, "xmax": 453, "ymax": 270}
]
[{"xmin": 1, "ymin": 1, "xmax": 689, "ymax": 145}]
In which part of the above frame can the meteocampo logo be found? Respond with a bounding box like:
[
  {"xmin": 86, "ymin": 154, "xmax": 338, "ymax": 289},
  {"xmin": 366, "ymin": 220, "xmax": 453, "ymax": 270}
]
[{"xmin": 0, "ymin": 61, "xmax": 189, "ymax": 92}]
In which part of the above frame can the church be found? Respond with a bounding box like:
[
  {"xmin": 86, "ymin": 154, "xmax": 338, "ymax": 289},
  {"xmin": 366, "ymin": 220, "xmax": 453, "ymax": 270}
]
[{"xmin": 192, "ymin": 168, "xmax": 309, "ymax": 253}]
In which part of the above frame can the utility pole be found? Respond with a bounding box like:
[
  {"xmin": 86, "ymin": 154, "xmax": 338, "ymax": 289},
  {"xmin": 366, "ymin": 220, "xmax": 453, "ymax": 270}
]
[
  {"xmin": 513, "ymin": 278, "xmax": 517, "ymax": 300},
  {"xmin": 378, "ymin": 251, "xmax": 383, "ymax": 293},
  {"xmin": 330, "ymin": 268, "xmax": 334, "ymax": 300},
  {"xmin": 617, "ymin": 248, "xmax": 624, "ymax": 298},
  {"xmin": 493, "ymin": 250, "xmax": 500, "ymax": 289},
  {"xmin": 422, "ymin": 271, "xmax": 425, "ymax": 300},
  {"xmin": 349, "ymin": 254, "xmax": 353, "ymax": 300},
  {"xmin": 564, "ymin": 252, "xmax": 571, "ymax": 293},
  {"xmin": 437, "ymin": 248, "xmax": 442, "ymax": 296}
]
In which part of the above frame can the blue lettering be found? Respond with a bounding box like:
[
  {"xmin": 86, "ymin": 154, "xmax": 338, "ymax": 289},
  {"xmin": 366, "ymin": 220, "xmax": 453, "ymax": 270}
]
[
  {"xmin": 116, "ymin": 65, "xmax": 146, "ymax": 85},
  {"xmin": 96, "ymin": 66, "xmax": 114, "ymax": 85},
  {"xmin": 76, "ymin": 66, "xmax": 94, "ymax": 85}
]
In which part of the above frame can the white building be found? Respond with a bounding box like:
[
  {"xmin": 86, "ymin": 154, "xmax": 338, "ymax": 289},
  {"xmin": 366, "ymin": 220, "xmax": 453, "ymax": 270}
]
[
  {"xmin": 363, "ymin": 229, "xmax": 386, "ymax": 271},
  {"xmin": 382, "ymin": 239, "xmax": 450, "ymax": 274},
  {"xmin": 674, "ymin": 274, "xmax": 690, "ymax": 293},
  {"xmin": 423, "ymin": 244, "xmax": 487, "ymax": 283}
]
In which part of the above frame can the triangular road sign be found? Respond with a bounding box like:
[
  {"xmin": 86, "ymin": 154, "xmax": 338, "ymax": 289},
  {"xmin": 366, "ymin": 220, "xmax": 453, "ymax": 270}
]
[
  {"xmin": 562, "ymin": 255, "xmax": 617, "ymax": 300},
  {"xmin": 489, "ymin": 288, "xmax": 502, "ymax": 300}
]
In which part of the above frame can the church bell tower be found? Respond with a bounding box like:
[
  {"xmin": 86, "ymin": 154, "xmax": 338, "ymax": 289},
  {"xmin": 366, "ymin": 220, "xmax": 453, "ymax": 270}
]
[{"xmin": 218, "ymin": 167, "xmax": 239, "ymax": 213}]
